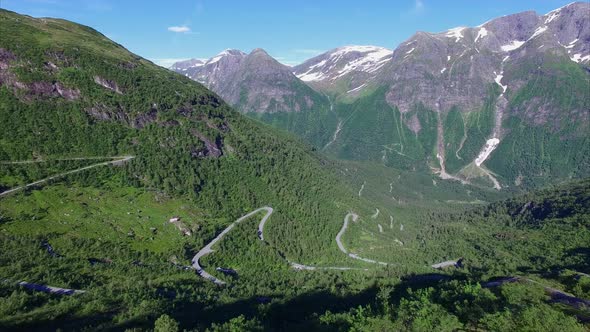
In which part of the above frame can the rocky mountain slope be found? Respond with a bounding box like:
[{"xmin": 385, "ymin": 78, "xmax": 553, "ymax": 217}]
[
  {"xmin": 292, "ymin": 45, "xmax": 393, "ymax": 98},
  {"xmin": 354, "ymin": 1, "xmax": 590, "ymax": 188},
  {"xmin": 171, "ymin": 49, "xmax": 338, "ymax": 146},
  {"xmin": 171, "ymin": 48, "xmax": 329, "ymax": 114}
]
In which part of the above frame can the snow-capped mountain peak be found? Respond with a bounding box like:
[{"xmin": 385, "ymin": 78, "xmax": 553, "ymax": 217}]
[
  {"xmin": 206, "ymin": 49, "xmax": 246, "ymax": 65},
  {"xmin": 293, "ymin": 45, "xmax": 393, "ymax": 83}
]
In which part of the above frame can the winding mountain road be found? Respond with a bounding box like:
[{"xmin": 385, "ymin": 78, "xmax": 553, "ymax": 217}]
[
  {"xmin": 256, "ymin": 208, "xmax": 366, "ymax": 271},
  {"xmin": 0, "ymin": 156, "xmax": 134, "ymax": 198},
  {"xmin": 192, "ymin": 207, "xmax": 273, "ymax": 285},
  {"xmin": 335, "ymin": 213, "xmax": 391, "ymax": 266}
]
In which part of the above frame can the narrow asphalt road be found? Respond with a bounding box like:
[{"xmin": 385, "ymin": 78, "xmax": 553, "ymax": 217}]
[
  {"xmin": 0, "ymin": 156, "xmax": 134, "ymax": 198},
  {"xmin": 2, "ymin": 279, "xmax": 85, "ymax": 295},
  {"xmin": 192, "ymin": 207, "xmax": 273, "ymax": 285},
  {"xmin": 256, "ymin": 206, "xmax": 274, "ymax": 241},
  {"xmin": 336, "ymin": 213, "xmax": 391, "ymax": 265},
  {"xmin": 0, "ymin": 156, "xmax": 133, "ymax": 164},
  {"xmin": 335, "ymin": 213, "xmax": 357, "ymax": 254}
]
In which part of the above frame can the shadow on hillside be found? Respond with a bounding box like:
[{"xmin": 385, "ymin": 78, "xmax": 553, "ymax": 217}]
[
  {"xmin": 171, "ymin": 286, "xmax": 379, "ymax": 331},
  {"xmin": 515, "ymin": 247, "xmax": 590, "ymax": 276},
  {"xmin": 0, "ymin": 271, "xmax": 504, "ymax": 331},
  {"xmin": 174, "ymin": 272, "xmax": 466, "ymax": 331}
]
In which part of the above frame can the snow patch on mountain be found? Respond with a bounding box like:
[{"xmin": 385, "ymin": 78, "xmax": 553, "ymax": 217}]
[
  {"xmin": 347, "ymin": 83, "xmax": 367, "ymax": 94},
  {"xmin": 206, "ymin": 49, "xmax": 245, "ymax": 65},
  {"xmin": 494, "ymin": 72, "xmax": 507, "ymax": 93},
  {"xmin": 475, "ymin": 138, "xmax": 500, "ymax": 166},
  {"xmin": 544, "ymin": 2, "xmax": 577, "ymax": 24},
  {"xmin": 500, "ymin": 40, "xmax": 525, "ymax": 52},
  {"xmin": 474, "ymin": 27, "xmax": 488, "ymax": 43},
  {"xmin": 332, "ymin": 46, "xmax": 392, "ymax": 78},
  {"xmin": 296, "ymin": 45, "xmax": 392, "ymax": 82},
  {"xmin": 297, "ymin": 71, "xmax": 326, "ymax": 81},
  {"xmin": 445, "ymin": 27, "xmax": 466, "ymax": 42},
  {"xmin": 571, "ymin": 53, "xmax": 590, "ymax": 63},
  {"xmin": 544, "ymin": 9, "xmax": 561, "ymax": 24},
  {"xmin": 529, "ymin": 26, "xmax": 548, "ymax": 40},
  {"xmin": 565, "ymin": 39, "xmax": 578, "ymax": 49}
]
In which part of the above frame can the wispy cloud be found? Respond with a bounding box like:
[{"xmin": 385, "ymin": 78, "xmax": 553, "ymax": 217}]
[
  {"xmin": 150, "ymin": 58, "xmax": 192, "ymax": 68},
  {"xmin": 414, "ymin": 0, "xmax": 425, "ymax": 12},
  {"xmin": 168, "ymin": 25, "xmax": 191, "ymax": 33},
  {"xmin": 293, "ymin": 49, "xmax": 325, "ymax": 55},
  {"xmin": 83, "ymin": 0, "xmax": 112, "ymax": 12},
  {"xmin": 274, "ymin": 57, "xmax": 300, "ymax": 67}
]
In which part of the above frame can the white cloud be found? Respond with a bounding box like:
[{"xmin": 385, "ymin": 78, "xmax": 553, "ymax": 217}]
[
  {"xmin": 150, "ymin": 58, "xmax": 191, "ymax": 68},
  {"xmin": 168, "ymin": 26, "xmax": 191, "ymax": 33}
]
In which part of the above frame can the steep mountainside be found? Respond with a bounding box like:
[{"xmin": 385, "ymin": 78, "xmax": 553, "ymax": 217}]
[
  {"xmin": 370, "ymin": 2, "xmax": 590, "ymax": 188},
  {"xmin": 171, "ymin": 48, "xmax": 328, "ymax": 114},
  {"xmin": 0, "ymin": 8, "xmax": 374, "ymax": 272},
  {"xmin": 171, "ymin": 49, "xmax": 338, "ymax": 146}
]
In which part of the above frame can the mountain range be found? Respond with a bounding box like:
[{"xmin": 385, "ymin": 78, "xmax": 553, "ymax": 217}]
[{"xmin": 172, "ymin": 1, "xmax": 590, "ymax": 190}]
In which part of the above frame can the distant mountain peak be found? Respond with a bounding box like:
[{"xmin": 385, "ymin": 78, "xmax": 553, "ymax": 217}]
[
  {"xmin": 206, "ymin": 49, "xmax": 246, "ymax": 65},
  {"xmin": 249, "ymin": 48, "xmax": 269, "ymax": 55},
  {"xmin": 292, "ymin": 45, "xmax": 393, "ymax": 93},
  {"xmin": 169, "ymin": 58, "xmax": 205, "ymax": 71}
]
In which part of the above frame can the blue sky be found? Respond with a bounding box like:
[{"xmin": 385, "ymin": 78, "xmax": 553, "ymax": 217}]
[{"xmin": 1, "ymin": 0, "xmax": 579, "ymax": 67}]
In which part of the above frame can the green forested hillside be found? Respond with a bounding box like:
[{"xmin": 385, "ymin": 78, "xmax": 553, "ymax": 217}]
[
  {"xmin": 0, "ymin": 9, "xmax": 372, "ymax": 329},
  {"xmin": 0, "ymin": 8, "xmax": 369, "ymax": 262}
]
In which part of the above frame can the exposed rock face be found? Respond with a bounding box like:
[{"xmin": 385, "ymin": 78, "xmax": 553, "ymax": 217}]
[
  {"xmin": 85, "ymin": 105, "xmax": 159, "ymax": 129},
  {"xmin": 171, "ymin": 49, "xmax": 327, "ymax": 113},
  {"xmin": 93, "ymin": 76, "xmax": 123, "ymax": 94},
  {"xmin": 30, "ymin": 81, "xmax": 81, "ymax": 100},
  {"xmin": 191, "ymin": 129, "xmax": 223, "ymax": 158},
  {"xmin": 0, "ymin": 49, "xmax": 81, "ymax": 101}
]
